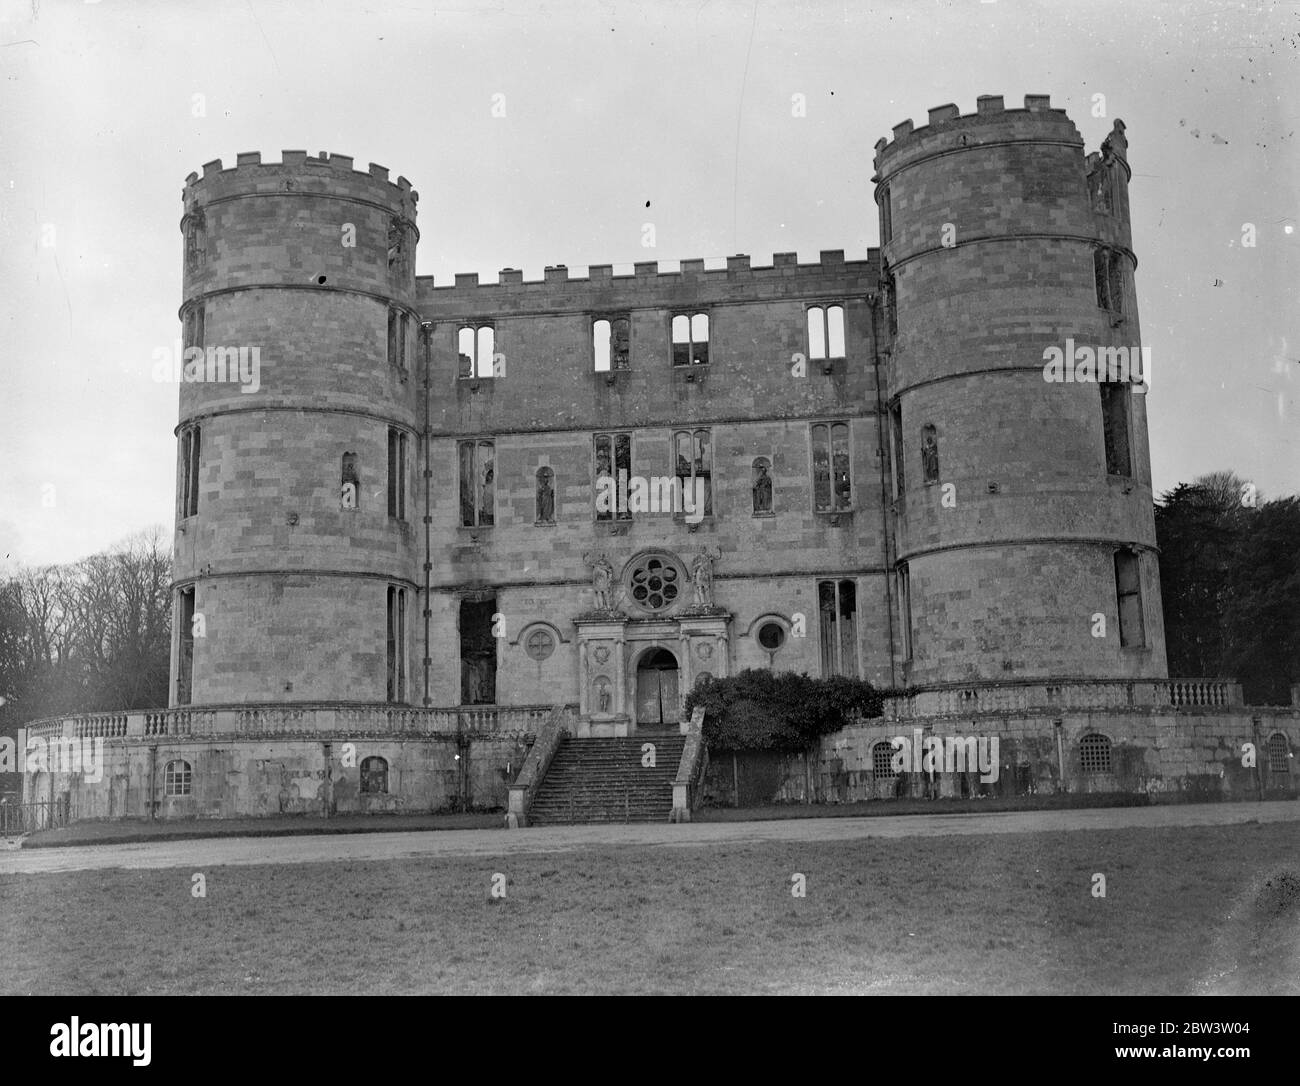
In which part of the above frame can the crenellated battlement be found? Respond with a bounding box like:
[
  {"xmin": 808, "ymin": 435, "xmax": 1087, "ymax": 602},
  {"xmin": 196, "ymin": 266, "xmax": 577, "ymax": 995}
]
[
  {"xmin": 182, "ymin": 150, "xmax": 418, "ymax": 219},
  {"xmin": 873, "ymin": 94, "xmax": 1083, "ymax": 178},
  {"xmin": 418, "ymin": 250, "xmax": 879, "ymax": 296}
]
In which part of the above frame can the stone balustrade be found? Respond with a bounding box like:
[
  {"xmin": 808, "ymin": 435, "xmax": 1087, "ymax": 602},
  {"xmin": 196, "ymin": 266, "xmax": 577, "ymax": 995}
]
[
  {"xmin": 19, "ymin": 703, "xmax": 558, "ymax": 741},
  {"xmin": 883, "ymin": 678, "xmax": 1244, "ymax": 720}
]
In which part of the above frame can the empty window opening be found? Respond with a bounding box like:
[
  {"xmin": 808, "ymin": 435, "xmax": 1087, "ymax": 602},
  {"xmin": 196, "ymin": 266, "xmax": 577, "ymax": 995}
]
[
  {"xmin": 818, "ymin": 579, "xmax": 858, "ymax": 678},
  {"xmin": 460, "ymin": 596, "xmax": 497, "ymax": 705},
  {"xmin": 1101, "ymin": 383, "xmax": 1132, "ymax": 477},
  {"xmin": 674, "ymin": 429, "xmax": 713, "ymax": 517},
  {"xmin": 807, "ymin": 305, "xmax": 846, "ymax": 360},
  {"xmin": 898, "ymin": 563, "xmax": 913, "ymax": 662},
  {"xmin": 387, "ymin": 428, "xmax": 409, "ymax": 519},
  {"xmin": 812, "ymin": 422, "xmax": 852, "ymax": 512},
  {"xmin": 458, "ymin": 324, "xmax": 495, "ymax": 378},
  {"xmin": 593, "ymin": 317, "xmax": 630, "ymax": 372},
  {"xmin": 386, "ymin": 586, "xmax": 406, "ymax": 703},
  {"xmin": 458, "ymin": 439, "xmax": 495, "ymax": 527},
  {"xmin": 176, "ymin": 588, "xmax": 196, "ymax": 706},
  {"xmin": 179, "ymin": 424, "xmax": 201, "ymax": 519},
  {"xmin": 1114, "ymin": 550, "xmax": 1145, "ymax": 648},
  {"xmin": 594, "ymin": 432, "xmax": 632, "ymax": 521},
  {"xmin": 671, "ymin": 312, "xmax": 709, "ymax": 367},
  {"xmin": 184, "ymin": 304, "xmax": 205, "ymax": 352},
  {"xmin": 387, "ymin": 306, "xmax": 410, "ymax": 373}
]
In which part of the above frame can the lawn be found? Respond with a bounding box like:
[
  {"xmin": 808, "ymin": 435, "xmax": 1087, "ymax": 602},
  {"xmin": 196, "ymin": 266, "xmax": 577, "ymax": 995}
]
[{"xmin": 1, "ymin": 822, "xmax": 1296, "ymax": 994}]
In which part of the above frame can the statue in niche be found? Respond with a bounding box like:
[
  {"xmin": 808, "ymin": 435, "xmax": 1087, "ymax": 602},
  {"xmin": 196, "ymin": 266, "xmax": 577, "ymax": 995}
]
[
  {"xmin": 536, "ymin": 466, "xmax": 555, "ymax": 523},
  {"xmin": 584, "ymin": 553, "xmax": 615, "ymax": 611},
  {"xmin": 752, "ymin": 458, "xmax": 772, "ymax": 514},
  {"xmin": 592, "ymin": 676, "xmax": 612, "ymax": 714},
  {"xmin": 921, "ymin": 425, "xmax": 940, "ymax": 485},
  {"xmin": 691, "ymin": 547, "xmax": 721, "ymax": 608},
  {"xmin": 387, "ymin": 218, "xmax": 405, "ymax": 269}
]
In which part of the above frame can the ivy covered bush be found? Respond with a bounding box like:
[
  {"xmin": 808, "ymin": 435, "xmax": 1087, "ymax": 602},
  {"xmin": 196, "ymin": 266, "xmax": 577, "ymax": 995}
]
[{"xmin": 684, "ymin": 669, "xmax": 893, "ymax": 753}]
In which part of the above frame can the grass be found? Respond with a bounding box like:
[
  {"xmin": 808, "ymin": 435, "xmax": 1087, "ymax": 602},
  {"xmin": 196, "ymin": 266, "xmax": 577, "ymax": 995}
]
[
  {"xmin": 1, "ymin": 822, "xmax": 1296, "ymax": 995},
  {"xmin": 19, "ymin": 810, "xmax": 502, "ymax": 849}
]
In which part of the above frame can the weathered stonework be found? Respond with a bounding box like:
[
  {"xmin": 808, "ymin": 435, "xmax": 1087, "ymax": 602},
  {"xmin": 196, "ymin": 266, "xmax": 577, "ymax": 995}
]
[{"xmin": 18, "ymin": 96, "xmax": 1292, "ymax": 823}]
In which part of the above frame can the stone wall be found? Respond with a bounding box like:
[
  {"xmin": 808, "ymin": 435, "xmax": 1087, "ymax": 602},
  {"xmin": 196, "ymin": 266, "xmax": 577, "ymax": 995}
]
[
  {"xmin": 704, "ymin": 706, "xmax": 1300, "ymax": 807},
  {"xmin": 24, "ymin": 734, "xmax": 533, "ymax": 822}
]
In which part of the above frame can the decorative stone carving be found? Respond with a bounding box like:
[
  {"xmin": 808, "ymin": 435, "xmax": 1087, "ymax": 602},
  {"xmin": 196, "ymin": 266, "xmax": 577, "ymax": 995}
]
[
  {"xmin": 752, "ymin": 458, "xmax": 772, "ymax": 514},
  {"xmin": 690, "ymin": 547, "xmax": 720, "ymax": 608},
  {"xmin": 583, "ymin": 553, "xmax": 616, "ymax": 612},
  {"xmin": 922, "ymin": 425, "xmax": 939, "ymax": 484},
  {"xmin": 535, "ymin": 466, "xmax": 555, "ymax": 524}
]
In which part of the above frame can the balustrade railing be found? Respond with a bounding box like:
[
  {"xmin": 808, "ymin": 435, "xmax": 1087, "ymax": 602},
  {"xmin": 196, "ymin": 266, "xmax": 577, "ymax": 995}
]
[{"xmin": 17, "ymin": 703, "xmax": 561, "ymax": 744}]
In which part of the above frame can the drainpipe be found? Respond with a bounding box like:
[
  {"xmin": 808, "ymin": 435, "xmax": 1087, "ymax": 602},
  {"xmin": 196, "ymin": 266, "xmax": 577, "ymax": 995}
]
[
  {"xmin": 421, "ymin": 321, "xmax": 434, "ymax": 707},
  {"xmin": 148, "ymin": 744, "xmax": 158, "ymax": 821},
  {"xmin": 1251, "ymin": 715, "xmax": 1263, "ymax": 802},
  {"xmin": 870, "ymin": 290, "xmax": 898, "ymax": 689},
  {"xmin": 322, "ymin": 741, "xmax": 332, "ymax": 819},
  {"xmin": 1053, "ymin": 719, "xmax": 1065, "ymax": 793}
]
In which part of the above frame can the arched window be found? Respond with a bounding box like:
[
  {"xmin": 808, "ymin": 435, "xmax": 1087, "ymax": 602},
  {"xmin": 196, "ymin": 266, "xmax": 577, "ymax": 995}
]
[
  {"xmin": 752, "ymin": 457, "xmax": 773, "ymax": 515},
  {"xmin": 1079, "ymin": 734, "xmax": 1112, "ymax": 774},
  {"xmin": 1267, "ymin": 733, "xmax": 1291, "ymax": 774},
  {"xmin": 164, "ymin": 760, "xmax": 192, "ymax": 797},
  {"xmin": 872, "ymin": 741, "xmax": 897, "ymax": 781},
  {"xmin": 360, "ymin": 756, "xmax": 389, "ymax": 795}
]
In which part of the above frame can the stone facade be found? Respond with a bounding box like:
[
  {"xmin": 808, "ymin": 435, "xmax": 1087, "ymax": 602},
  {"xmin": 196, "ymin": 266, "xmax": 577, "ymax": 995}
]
[{"xmin": 18, "ymin": 94, "xmax": 1291, "ymax": 822}]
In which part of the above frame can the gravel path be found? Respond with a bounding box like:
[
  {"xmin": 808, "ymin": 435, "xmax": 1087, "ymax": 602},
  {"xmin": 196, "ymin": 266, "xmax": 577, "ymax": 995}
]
[{"xmin": 2, "ymin": 800, "xmax": 1296, "ymax": 875}]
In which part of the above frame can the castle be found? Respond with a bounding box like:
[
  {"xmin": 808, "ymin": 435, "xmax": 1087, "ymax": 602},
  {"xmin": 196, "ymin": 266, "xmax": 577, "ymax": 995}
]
[{"xmin": 16, "ymin": 95, "xmax": 1297, "ymax": 825}]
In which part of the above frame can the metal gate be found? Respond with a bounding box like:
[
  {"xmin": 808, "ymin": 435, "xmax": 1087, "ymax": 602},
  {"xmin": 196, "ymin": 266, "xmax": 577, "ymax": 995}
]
[{"xmin": 0, "ymin": 797, "xmax": 71, "ymax": 835}]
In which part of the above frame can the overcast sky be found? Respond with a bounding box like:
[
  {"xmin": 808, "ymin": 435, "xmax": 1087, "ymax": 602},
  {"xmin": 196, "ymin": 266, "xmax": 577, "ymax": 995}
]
[{"xmin": 1, "ymin": 0, "xmax": 1295, "ymax": 573}]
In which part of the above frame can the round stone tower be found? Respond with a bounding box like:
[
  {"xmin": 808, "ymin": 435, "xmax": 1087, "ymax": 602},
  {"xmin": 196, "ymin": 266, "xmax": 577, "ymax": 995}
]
[
  {"xmin": 172, "ymin": 151, "xmax": 421, "ymax": 705},
  {"xmin": 873, "ymin": 95, "xmax": 1167, "ymax": 685}
]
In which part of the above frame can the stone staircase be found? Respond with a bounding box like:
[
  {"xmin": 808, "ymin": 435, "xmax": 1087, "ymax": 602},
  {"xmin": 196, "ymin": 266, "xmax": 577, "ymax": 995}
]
[{"xmin": 527, "ymin": 735, "xmax": 686, "ymax": 825}]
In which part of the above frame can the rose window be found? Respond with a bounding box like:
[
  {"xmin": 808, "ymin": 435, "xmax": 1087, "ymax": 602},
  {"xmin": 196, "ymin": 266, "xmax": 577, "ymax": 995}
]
[{"xmin": 628, "ymin": 556, "xmax": 680, "ymax": 612}]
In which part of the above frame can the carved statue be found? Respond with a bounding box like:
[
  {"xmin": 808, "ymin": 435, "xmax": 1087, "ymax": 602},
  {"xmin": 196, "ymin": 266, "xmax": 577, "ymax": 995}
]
[
  {"xmin": 536, "ymin": 467, "xmax": 555, "ymax": 523},
  {"xmin": 583, "ymin": 553, "xmax": 615, "ymax": 611},
  {"xmin": 387, "ymin": 218, "xmax": 405, "ymax": 269},
  {"xmin": 691, "ymin": 547, "xmax": 721, "ymax": 607},
  {"xmin": 921, "ymin": 426, "xmax": 939, "ymax": 484},
  {"xmin": 752, "ymin": 460, "xmax": 772, "ymax": 513}
]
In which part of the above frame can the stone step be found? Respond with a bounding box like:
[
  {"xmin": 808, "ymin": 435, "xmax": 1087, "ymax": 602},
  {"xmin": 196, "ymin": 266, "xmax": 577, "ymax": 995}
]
[{"xmin": 528, "ymin": 735, "xmax": 684, "ymax": 825}]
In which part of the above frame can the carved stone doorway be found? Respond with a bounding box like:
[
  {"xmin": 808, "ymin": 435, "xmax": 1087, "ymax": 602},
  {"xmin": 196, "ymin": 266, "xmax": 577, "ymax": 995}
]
[{"xmin": 635, "ymin": 648, "xmax": 680, "ymax": 728}]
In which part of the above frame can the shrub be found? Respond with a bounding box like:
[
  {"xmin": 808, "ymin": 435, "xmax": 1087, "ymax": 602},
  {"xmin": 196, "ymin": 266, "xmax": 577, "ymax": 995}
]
[{"xmin": 684, "ymin": 669, "xmax": 892, "ymax": 752}]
